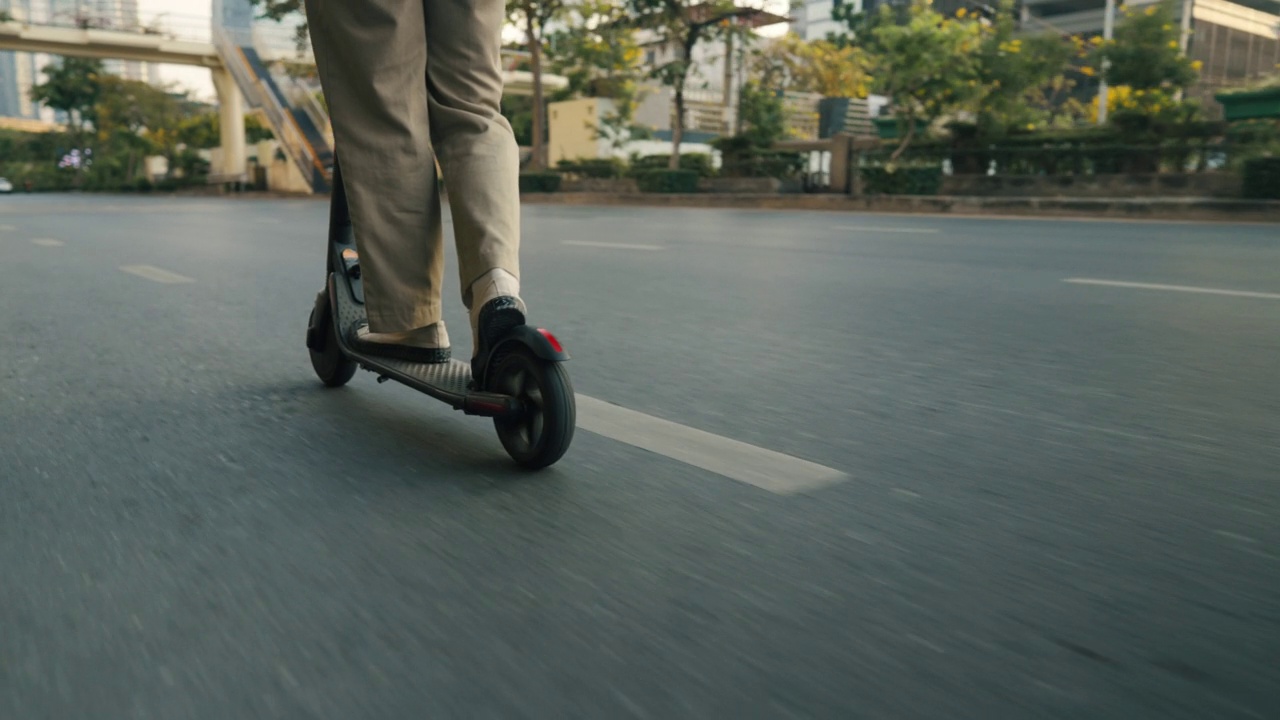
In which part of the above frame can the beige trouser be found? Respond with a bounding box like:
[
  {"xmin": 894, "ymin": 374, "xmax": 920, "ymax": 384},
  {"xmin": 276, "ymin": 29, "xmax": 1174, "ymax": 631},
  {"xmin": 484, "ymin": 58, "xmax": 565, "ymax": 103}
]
[{"xmin": 304, "ymin": 0, "xmax": 521, "ymax": 333}]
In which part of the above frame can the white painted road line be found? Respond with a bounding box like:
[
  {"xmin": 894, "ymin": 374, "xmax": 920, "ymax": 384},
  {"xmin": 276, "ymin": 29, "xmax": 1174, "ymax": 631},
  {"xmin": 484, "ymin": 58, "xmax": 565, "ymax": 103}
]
[
  {"xmin": 30, "ymin": 238, "xmax": 64, "ymax": 247},
  {"xmin": 575, "ymin": 394, "xmax": 848, "ymax": 495},
  {"xmin": 1063, "ymin": 278, "xmax": 1280, "ymax": 301},
  {"xmin": 119, "ymin": 265, "xmax": 195, "ymax": 284},
  {"xmin": 0, "ymin": 224, "xmax": 17, "ymax": 232},
  {"xmin": 833, "ymin": 226, "xmax": 939, "ymax": 234},
  {"xmin": 562, "ymin": 240, "xmax": 663, "ymax": 251}
]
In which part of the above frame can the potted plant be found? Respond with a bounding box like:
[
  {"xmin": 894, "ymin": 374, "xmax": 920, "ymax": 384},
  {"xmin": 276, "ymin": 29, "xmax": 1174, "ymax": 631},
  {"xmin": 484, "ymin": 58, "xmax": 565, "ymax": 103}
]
[{"xmin": 1216, "ymin": 75, "xmax": 1280, "ymax": 122}]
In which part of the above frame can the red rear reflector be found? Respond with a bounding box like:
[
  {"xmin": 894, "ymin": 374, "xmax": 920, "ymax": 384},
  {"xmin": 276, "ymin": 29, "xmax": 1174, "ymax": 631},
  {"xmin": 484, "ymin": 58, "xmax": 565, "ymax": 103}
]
[{"xmin": 537, "ymin": 328, "xmax": 564, "ymax": 353}]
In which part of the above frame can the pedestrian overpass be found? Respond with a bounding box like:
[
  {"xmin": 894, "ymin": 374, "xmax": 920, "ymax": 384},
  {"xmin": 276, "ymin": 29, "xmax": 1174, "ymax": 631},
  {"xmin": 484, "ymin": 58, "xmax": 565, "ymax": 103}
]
[{"xmin": 0, "ymin": 0, "xmax": 565, "ymax": 193}]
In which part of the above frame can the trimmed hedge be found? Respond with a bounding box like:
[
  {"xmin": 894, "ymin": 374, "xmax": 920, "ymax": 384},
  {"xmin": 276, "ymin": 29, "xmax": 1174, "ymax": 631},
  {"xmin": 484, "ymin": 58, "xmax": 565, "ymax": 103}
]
[
  {"xmin": 630, "ymin": 153, "xmax": 715, "ymax": 178},
  {"xmin": 860, "ymin": 166, "xmax": 943, "ymax": 196},
  {"xmin": 519, "ymin": 172, "xmax": 562, "ymax": 193},
  {"xmin": 1242, "ymin": 157, "xmax": 1280, "ymax": 199},
  {"xmin": 635, "ymin": 169, "xmax": 699, "ymax": 194},
  {"xmin": 556, "ymin": 158, "xmax": 626, "ymax": 179}
]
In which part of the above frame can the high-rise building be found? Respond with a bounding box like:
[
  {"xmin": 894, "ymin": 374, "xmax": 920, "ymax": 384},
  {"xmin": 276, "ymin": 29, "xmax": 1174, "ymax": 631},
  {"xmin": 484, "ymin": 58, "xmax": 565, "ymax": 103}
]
[{"xmin": 0, "ymin": 0, "xmax": 44, "ymax": 119}]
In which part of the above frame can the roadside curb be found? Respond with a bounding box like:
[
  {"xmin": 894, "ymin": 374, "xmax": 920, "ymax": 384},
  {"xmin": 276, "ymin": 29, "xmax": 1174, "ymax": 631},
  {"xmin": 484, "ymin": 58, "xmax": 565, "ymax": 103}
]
[{"xmin": 518, "ymin": 193, "xmax": 1280, "ymax": 223}]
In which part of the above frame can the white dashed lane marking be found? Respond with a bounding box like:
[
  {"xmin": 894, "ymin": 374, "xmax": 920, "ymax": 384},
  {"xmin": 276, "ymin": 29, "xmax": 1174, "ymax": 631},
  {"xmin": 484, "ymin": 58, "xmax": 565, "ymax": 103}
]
[
  {"xmin": 119, "ymin": 265, "xmax": 195, "ymax": 284},
  {"xmin": 1064, "ymin": 278, "xmax": 1280, "ymax": 300},
  {"xmin": 575, "ymin": 395, "xmax": 848, "ymax": 495}
]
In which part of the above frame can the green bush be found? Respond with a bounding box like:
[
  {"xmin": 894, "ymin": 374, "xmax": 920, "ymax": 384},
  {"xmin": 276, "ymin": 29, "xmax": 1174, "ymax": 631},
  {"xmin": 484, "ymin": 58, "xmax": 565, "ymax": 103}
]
[
  {"xmin": 135, "ymin": 177, "xmax": 154, "ymax": 193},
  {"xmin": 630, "ymin": 153, "xmax": 715, "ymax": 178},
  {"xmin": 5, "ymin": 164, "xmax": 74, "ymax": 192},
  {"xmin": 1242, "ymin": 157, "xmax": 1280, "ymax": 199},
  {"xmin": 634, "ymin": 169, "xmax": 699, "ymax": 194},
  {"xmin": 860, "ymin": 166, "xmax": 943, "ymax": 196},
  {"xmin": 556, "ymin": 158, "xmax": 626, "ymax": 179},
  {"xmin": 519, "ymin": 172, "xmax": 562, "ymax": 193},
  {"xmin": 721, "ymin": 151, "xmax": 806, "ymax": 180}
]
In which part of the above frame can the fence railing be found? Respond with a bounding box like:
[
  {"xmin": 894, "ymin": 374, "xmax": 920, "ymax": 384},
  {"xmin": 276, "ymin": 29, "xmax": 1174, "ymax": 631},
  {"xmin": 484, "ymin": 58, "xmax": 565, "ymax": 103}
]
[
  {"xmin": 780, "ymin": 131, "xmax": 1273, "ymax": 195},
  {"xmin": 859, "ymin": 139, "xmax": 1265, "ymax": 176}
]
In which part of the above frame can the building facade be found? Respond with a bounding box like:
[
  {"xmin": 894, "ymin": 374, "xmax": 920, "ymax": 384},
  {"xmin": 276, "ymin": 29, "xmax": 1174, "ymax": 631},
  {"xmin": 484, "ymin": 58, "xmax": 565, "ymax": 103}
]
[{"xmin": 1023, "ymin": 0, "xmax": 1279, "ymax": 116}]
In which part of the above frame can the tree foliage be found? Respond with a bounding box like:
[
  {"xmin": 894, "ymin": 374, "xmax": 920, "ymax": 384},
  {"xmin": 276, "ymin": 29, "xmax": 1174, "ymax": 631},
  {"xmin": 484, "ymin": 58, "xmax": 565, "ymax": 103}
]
[
  {"xmin": 862, "ymin": 0, "xmax": 985, "ymax": 159},
  {"xmin": 547, "ymin": 0, "xmax": 648, "ymax": 150},
  {"xmin": 624, "ymin": 0, "xmax": 763, "ymax": 168},
  {"xmin": 248, "ymin": 0, "xmax": 302, "ymax": 23},
  {"xmin": 972, "ymin": 0, "xmax": 1077, "ymax": 134},
  {"xmin": 737, "ymin": 82, "xmax": 785, "ymax": 147},
  {"xmin": 30, "ymin": 57, "xmax": 104, "ymax": 136},
  {"xmin": 507, "ymin": 0, "xmax": 567, "ymax": 169},
  {"xmin": 751, "ymin": 34, "xmax": 870, "ymax": 100},
  {"xmin": 1098, "ymin": 0, "xmax": 1199, "ymax": 93}
]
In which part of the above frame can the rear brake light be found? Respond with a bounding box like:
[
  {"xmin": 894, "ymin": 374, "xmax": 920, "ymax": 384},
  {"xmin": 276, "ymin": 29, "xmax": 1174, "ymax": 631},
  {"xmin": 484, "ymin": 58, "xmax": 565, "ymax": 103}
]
[{"xmin": 537, "ymin": 328, "xmax": 564, "ymax": 353}]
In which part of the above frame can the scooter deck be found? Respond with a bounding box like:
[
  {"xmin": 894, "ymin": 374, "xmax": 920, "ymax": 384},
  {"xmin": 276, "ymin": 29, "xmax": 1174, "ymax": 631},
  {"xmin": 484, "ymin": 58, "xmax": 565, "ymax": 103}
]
[{"xmin": 327, "ymin": 272, "xmax": 518, "ymax": 417}]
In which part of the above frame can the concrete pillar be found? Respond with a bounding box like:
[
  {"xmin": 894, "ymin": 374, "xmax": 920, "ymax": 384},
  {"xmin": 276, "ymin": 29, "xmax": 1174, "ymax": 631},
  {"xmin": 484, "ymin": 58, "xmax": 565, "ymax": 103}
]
[
  {"xmin": 830, "ymin": 134, "xmax": 851, "ymax": 195},
  {"xmin": 211, "ymin": 67, "xmax": 246, "ymax": 181}
]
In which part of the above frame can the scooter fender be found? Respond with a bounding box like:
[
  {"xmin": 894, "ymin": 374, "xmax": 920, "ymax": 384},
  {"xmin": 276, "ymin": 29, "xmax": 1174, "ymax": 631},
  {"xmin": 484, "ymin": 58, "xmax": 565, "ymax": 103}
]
[
  {"xmin": 490, "ymin": 326, "xmax": 571, "ymax": 364},
  {"xmin": 476, "ymin": 326, "xmax": 570, "ymax": 387}
]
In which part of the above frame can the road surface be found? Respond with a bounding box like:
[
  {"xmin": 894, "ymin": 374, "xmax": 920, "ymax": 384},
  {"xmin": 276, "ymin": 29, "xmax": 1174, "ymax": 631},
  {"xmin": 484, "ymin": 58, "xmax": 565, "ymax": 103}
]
[{"xmin": 2, "ymin": 195, "xmax": 1277, "ymax": 718}]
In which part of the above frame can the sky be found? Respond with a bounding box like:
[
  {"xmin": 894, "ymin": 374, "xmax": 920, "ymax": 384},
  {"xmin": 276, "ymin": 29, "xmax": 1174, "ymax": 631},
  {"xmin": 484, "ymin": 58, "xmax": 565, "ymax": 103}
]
[{"xmin": 136, "ymin": 0, "xmax": 794, "ymax": 103}]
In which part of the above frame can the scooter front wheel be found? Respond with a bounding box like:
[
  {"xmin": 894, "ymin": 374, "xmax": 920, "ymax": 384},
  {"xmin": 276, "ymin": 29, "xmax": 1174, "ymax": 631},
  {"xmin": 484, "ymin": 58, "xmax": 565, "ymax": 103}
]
[
  {"xmin": 490, "ymin": 347, "xmax": 575, "ymax": 469},
  {"xmin": 307, "ymin": 288, "xmax": 357, "ymax": 388}
]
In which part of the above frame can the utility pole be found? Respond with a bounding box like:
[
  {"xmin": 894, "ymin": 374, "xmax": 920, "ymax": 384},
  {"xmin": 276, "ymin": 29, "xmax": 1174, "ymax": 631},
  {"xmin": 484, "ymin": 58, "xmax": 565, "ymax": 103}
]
[{"xmin": 1097, "ymin": 0, "xmax": 1117, "ymax": 125}]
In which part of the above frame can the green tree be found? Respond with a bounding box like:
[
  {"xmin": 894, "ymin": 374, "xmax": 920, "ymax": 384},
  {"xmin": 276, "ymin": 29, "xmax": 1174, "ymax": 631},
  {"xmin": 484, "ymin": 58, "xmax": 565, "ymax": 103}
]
[
  {"xmin": 547, "ymin": 0, "xmax": 647, "ymax": 150},
  {"xmin": 248, "ymin": 0, "xmax": 302, "ymax": 24},
  {"xmin": 507, "ymin": 0, "xmax": 567, "ymax": 170},
  {"xmin": 624, "ymin": 0, "xmax": 761, "ymax": 169},
  {"xmin": 971, "ymin": 1, "xmax": 1074, "ymax": 135},
  {"xmin": 29, "ymin": 57, "xmax": 104, "ymax": 170},
  {"xmin": 176, "ymin": 112, "xmax": 275, "ymax": 150},
  {"xmin": 737, "ymin": 81, "xmax": 784, "ymax": 147},
  {"xmin": 1098, "ymin": 0, "xmax": 1198, "ymax": 94},
  {"xmin": 1092, "ymin": 0, "xmax": 1201, "ymax": 127},
  {"xmin": 91, "ymin": 76, "xmax": 174, "ymax": 182},
  {"xmin": 864, "ymin": 0, "xmax": 985, "ymax": 160}
]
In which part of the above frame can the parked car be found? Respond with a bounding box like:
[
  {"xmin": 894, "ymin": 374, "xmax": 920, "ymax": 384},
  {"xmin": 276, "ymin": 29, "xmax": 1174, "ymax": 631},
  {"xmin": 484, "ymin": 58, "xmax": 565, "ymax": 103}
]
[{"xmin": 0, "ymin": 177, "xmax": 12, "ymax": 193}]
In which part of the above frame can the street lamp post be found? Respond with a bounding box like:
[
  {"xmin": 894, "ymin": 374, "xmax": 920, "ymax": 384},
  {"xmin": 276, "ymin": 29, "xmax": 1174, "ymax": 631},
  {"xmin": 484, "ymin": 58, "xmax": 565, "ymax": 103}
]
[{"xmin": 1096, "ymin": 0, "xmax": 1117, "ymax": 125}]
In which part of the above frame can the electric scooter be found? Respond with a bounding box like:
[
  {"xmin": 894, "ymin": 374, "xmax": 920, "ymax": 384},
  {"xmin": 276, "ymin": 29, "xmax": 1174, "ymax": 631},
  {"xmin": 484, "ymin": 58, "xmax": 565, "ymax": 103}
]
[{"xmin": 305, "ymin": 163, "xmax": 575, "ymax": 469}]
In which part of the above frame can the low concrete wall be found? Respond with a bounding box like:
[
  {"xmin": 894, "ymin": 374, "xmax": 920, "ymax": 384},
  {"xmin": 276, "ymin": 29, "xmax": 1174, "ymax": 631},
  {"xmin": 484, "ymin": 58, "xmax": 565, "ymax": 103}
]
[
  {"xmin": 700, "ymin": 177, "xmax": 784, "ymax": 194},
  {"xmin": 520, "ymin": 192, "xmax": 1280, "ymax": 222},
  {"xmin": 560, "ymin": 178, "xmax": 638, "ymax": 193},
  {"xmin": 941, "ymin": 173, "xmax": 1243, "ymax": 199},
  {"xmin": 562, "ymin": 177, "xmax": 801, "ymax": 194}
]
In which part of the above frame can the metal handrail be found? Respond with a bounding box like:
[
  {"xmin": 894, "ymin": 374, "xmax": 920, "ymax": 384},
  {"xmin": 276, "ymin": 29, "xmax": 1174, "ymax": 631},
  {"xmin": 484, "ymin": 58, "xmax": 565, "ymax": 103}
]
[{"xmin": 214, "ymin": 24, "xmax": 321, "ymax": 187}]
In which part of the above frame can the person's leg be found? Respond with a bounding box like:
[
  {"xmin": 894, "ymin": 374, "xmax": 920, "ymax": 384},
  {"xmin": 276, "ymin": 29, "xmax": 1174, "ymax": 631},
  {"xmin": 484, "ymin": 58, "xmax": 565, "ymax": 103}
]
[
  {"xmin": 422, "ymin": 0, "xmax": 525, "ymax": 361},
  {"xmin": 304, "ymin": 0, "xmax": 449, "ymax": 358}
]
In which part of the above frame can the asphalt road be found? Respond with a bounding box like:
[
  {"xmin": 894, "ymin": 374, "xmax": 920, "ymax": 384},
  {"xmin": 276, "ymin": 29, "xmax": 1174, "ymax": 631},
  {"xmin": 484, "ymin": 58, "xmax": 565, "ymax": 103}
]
[{"xmin": 2, "ymin": 195, "xmax": 1277, "ymax": 719}]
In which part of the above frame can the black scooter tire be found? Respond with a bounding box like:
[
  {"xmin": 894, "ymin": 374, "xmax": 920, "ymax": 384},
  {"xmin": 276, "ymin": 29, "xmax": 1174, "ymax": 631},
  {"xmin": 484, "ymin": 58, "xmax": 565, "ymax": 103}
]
[
  {"xmin": 490, "ymin": 347, "xmax": 575, "ymax": 469},
  {"xmin": 308, "ymin": 290, "xmax": 357, "ymax": 388}
]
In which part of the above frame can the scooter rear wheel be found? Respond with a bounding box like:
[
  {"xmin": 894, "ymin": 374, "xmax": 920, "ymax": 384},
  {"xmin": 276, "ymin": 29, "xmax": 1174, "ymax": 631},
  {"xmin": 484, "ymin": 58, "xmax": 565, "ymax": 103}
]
[
  {"xmin": 308, "ymin": 289, "xmax": 357, "ymax": 388},
  {"xmin": 490, "ymin": 347, "xmax": 575, "ymax": 469}
]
